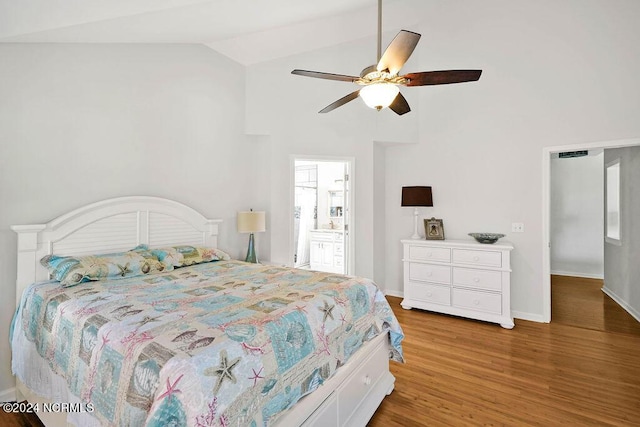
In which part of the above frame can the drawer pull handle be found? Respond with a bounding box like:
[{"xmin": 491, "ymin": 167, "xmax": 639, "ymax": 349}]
[
  {"xmin": 473, "ymin": 256, "xmax": 480, "ymax": 261},
  {"xmin": 474, "ymin": 299, "xmax": 480, "ymax": 305},
  {"xmin": 427, "ymin": 252, "xmax": 432, "ymax": 257},
  {"xmin": 474, "ymin": 278, "xmax": 480, "ymax": 283},
  {"xmin": 364, "ymin": 375, "xmax": 372, "ymax": 386},
  {"xmin": 426, "ymin": 272, "xmax": 432, "ymax": 277},
  {"xmin": 426, "ymin": 292, "xmax": 433, "ymax": 297}
]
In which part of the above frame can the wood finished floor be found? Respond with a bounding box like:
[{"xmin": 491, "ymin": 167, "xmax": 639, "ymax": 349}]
[
  {"xmin": 369, "ymin": 276, "xmax": 640, "ymax": 426},
  {"xmin": 550, "ymin": 275, "xmax": 640, "ymax": 336},
  {"xmin": 3, "ymin": 276, "xmax": 639, "ymax": 426}
]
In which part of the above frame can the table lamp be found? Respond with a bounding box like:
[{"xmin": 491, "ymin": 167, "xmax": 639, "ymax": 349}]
[
  {"xmin": 237, "ymin": 210, "xmax": 266, "ymax": 263},
  {"xmin": 401, "ymin": 186, "xmax": 433, "ymax": 239}
]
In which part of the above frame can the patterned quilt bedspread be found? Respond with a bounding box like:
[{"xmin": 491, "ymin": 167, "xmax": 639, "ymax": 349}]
[{"xmin": 13, "ymin": 260, "xmax": 404, "ymax": 426}]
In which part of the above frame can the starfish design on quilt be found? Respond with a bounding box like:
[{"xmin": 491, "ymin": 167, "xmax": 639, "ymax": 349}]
[
  {"xmin": 157, "ymin": 374, "xmax": 184, "ymax": 401},
  {"xmin": 248, "ymin": 367, "xmax": 264, "ymax": 386},
  {"xmin": 118, "ymin": 262, "xmax": 132, "ymax": 277},
  {"xmin": 319, "ymin": 299, "xmax": 335, "ymax": 323},
  {"xmin": 205, "ymin": 349, "xmax": 241, "ymax": 394}
]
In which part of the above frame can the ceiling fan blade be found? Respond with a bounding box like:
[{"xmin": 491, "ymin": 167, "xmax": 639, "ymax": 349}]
[
  {"xmin": 377, "ymin": 30, "xmax": 421, "ymax": 75},
  {"xmin": 319, "ymin": 90, "xmax": 361, "ymax": 113},
  {"xmin": 403, "ymin": 70, "xmax": 482, "ymax": 86},
  {"xmin": 389, "ymin": 92, "xmax": 411, "ymax": 116},
  {"xmin": 292, "ymin": 69, "xmax": 358, "ymax": 82}
]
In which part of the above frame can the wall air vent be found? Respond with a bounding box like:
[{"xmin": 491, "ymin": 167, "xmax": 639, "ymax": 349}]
[{"xmin": 559, "ymin": 150, "xmax": 588, "ymax": 158}]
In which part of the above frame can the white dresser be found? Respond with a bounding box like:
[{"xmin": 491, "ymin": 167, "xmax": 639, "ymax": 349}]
[{"xmin": 401, "ymin": 239, "xmax": 514, "ymax": 329}]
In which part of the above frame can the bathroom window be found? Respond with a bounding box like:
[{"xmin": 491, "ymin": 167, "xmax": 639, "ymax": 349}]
[{"xmin": 605, "ymin": 159, "xmax": 621, "ymax": 244}]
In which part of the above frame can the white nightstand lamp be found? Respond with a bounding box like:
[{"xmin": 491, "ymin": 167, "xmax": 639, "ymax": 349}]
[
  {"xmin": 237, "ymin": 210, "xmax": 266, "ymax": 263},
  {"xmin": 401, "ymin": 186, "xmax": 433, "ymax": 239}
]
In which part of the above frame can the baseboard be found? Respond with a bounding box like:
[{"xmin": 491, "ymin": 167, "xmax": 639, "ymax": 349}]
[
  {"xmin": 550, "ymin": 270, "xmax": 604, "ymax": 280},
  {"xmin": 383, "ymin": 289, "xmax": 403, "ymax": 298},
  {"xmin": 512, "ymin": 310, "xmax": 546, "ymax": 323},
  {"xmin": 0, "ymin": 387, "xmax": 16, "ymax": 402},
  {"xmin": 602, "ymin": 286, "xmax": 640, "ymax": 322}
]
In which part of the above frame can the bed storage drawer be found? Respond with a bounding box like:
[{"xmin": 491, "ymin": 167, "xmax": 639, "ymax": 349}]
[
  {"xmin": 337, "ymin": 338, "xmax": 388, "ymax": 425},
  {"xmin": 301, "ymin": 393, "xmax": 338, "ymax": 427}
]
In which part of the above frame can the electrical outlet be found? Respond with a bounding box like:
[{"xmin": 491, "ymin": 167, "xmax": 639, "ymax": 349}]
[{"xmin": 512, "ymin": 223, "xmax": 524, "ymax": 233}]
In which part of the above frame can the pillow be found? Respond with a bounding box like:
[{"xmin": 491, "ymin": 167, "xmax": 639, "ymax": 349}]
[
  {"xmin": 41, "ymin": 247, "xmax": 168, "ymax": 288},
  {"xmin": 151, "ymin": 245, "xmax": 230, "ymax": 268}
]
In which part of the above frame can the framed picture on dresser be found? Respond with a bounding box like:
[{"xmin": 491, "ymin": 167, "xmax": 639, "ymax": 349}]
[{"xmin": 424, "ymin": 217, "xmax": 445, "ymax": 240}]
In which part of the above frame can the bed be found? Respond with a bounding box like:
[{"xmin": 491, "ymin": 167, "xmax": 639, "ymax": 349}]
[{"xmin": 10, "ymin": 196, "xmax": 403, "ymax": 427}]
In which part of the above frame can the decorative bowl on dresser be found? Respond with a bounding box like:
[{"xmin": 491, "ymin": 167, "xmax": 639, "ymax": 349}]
[
  {"xmin": 468, "ymin": 232, "xmax": 505, "ymax": 244},
  {"xmin": 401, "ymin": 239, "xmax": 514, "ymax": 329}
]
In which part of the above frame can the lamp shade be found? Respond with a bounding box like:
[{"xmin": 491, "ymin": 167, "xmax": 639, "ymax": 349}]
[
  {"xmin": 360, "ymin": 83, "xmax": 400, "ymax": 110},
  {"xmin": 237, "ymin": 211, "xmax": 266, "ymax": 233},
  {"xmin": 401, "ymin": 186, "xmax": 433, "ymax": 207}
]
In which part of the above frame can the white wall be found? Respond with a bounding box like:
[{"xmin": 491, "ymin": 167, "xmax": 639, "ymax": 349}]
[
  {"xmin": 245, "ymin": 35, "xmax": 419, "ymax": 280},
  {"xmin": 550, "ymin": 153, "xmax": 604, "ymax": 278},
  {"xmin": 604, "ymin": 146, "xmax": 640, "ymax": 320},
  {"xmin": 373, "ymin": 143, "xmax": 387, "ymax": 286},
  {"xmin": 382, "ymin": 0, "xmax": 640, "ymax": 320},
  {"xmin": 0, "ymin": 43, "xmax": 261, "ymax": 396}
]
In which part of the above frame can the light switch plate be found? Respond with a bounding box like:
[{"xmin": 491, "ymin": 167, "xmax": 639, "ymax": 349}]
[{"xmin": 512, "ymin": 223, "xmax": 524, "ymax": 233}]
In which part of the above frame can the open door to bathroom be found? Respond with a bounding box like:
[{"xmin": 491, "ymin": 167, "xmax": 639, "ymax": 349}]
[{"xmin": 292, "ymin": 158, "xmax": 353, "ymax": 274}]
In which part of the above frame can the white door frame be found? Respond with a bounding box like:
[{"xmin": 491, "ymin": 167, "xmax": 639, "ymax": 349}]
[
  {"xmin": 541, "ymin": 137, "xmax": 640, "ymax": 322},
  {"xmin": 290, "ymin": 155, "xmax": 355, "ymax": 275}
]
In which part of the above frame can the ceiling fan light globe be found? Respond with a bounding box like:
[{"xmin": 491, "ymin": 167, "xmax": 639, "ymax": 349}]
[{"xmin": 360, "ymin": 83, "xmax": 399, "ymax": 110}]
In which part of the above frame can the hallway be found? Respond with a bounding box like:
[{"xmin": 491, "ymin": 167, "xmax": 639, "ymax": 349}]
[{"xmin": 551, "ymin": 275, "xmax": 640, "ymax": 336}]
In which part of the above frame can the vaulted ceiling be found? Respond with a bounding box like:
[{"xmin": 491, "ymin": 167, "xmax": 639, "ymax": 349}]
[{"xmin": 0, "ymin": 0, "xmax": 424, "ymax": 64}]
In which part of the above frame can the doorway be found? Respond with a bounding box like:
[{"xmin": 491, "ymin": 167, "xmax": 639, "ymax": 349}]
[
  {"xmin": 291, "ymin": 157, "xmax": 353, "ymax": 275},
  {"xmin": 542, "ymin": 138, "xmax": 640, "ymax": 322}
]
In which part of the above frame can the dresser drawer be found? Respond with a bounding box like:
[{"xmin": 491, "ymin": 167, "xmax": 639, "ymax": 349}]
[
  {"xmin": 409, "ymin": 245, "xmax": 451, "ymax": 263},
  {"xmin": 453, "ymin": 267, "xmax": 502, "ymax": 291},
  {"xmin": 452, "ymin": 249, "xmax": 502, "ymax": 267},
  {"xmin": 408, "ymin": 263, "xmax": 451, "ymax": 285},
  {"xmin": 452, "ymin": 288, "xmax": 502, "ymax": 314},
  {"xmin": 406, "ymin": 282, "xmax": 451, "ymax": 306}
]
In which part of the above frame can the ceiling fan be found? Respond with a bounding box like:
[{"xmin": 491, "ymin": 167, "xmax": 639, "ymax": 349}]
[{"xmin": 291, "ymin": 0, "xmax": 482, "ymax": 115}]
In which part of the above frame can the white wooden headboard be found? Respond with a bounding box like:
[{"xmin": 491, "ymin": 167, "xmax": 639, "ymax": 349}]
[{"xmin": 12, "ymin": 196, "xmax": 222, "ymax": 306}]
